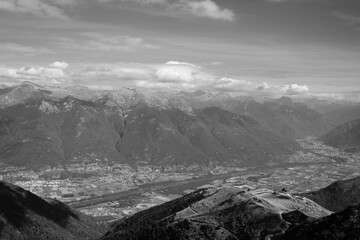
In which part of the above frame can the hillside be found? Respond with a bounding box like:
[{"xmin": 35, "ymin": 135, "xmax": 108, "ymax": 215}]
[
  {"xmin": 0, "ymin": 181, "xmax": 103, "ymax": 240},
  {"xmin": 100, "ymin": 186, "xmax": 331, "ymax": 240},
  {"xmin": 319, "ymin": 119, "xmax": 360, "ymax": 152},
  {"xmin": 276, "ymin": 202, "xmax": 360, "ymax": 240},
  {"xmin": 301, "ymin": 176, "xmax": 360, "ymax": 212}
]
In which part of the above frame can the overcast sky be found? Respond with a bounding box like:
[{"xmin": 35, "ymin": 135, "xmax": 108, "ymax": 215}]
[{"xmin": 0, "ymin": 0, "xmax": 359, "ymax": 98}]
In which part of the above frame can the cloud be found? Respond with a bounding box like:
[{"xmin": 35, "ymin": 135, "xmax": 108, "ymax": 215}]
[
  {"xmin": 99, "ymin": 0, "xmax": 235, "ymax": 21},
  {"xmin": 332, "ymin": 11, "xmax": 360, "ymax": 26},
  {"xmin": 57, "ymin": 33, "xmax": 159, "ymax": 52},
  {"xmin": 0, "ymin": 61, "xmax": 313, "ymax": 98},
  {"xmin": 49, "ymin": 61, "xmax": 69, "ymax": 69},
  {"xmin": 0, "ymin": 62, "xmax": 71, "ymax": 85},
  {"xmin": 0, "ymin": 42, "xmax": 53, "ymax": 54},
  {"xmin": 256, "ymin": 82, "xmax": 310, "ymax": 96},
  {"xmin": 0, "ymin": 0, "xmax": 77, "ymax": 19},
  {"xmin": 152, "ymin": 61, "xmax": 216, "ymax": 89},
  {"xmin": 266, "ymin": 0, "xmax": 288, "ymax": 3},
  {"xmin": 75, "ymin": 61, "xmax": 309, "ymax": 95},
  {"xmin": 214, "ymin": 77, "xmax": 252, "ymax": 91},
  {"xmin": 77, "ymin": 64, "xmax": 153, "ymax": 81},
  {"xmin": 281, "ymin": 84, "xmax": 309, "ymax": 95},
  {"xmin": 183, "ymin": 0, "xmax": 234, "ymax": 21},
  {"xmin": 256, "ymin": 82, "xmax": 271, "ymax": 91},
  {"xmin": 0, "ymin": 66, "xmax": 18, "ymax": 79},
  {"xmin": 87, "ymin": 85, "xmax": 114, "ymax": 90},
  {"xmin": 209, "ymin": 61, "xmax": 223, "ymax": 66}
]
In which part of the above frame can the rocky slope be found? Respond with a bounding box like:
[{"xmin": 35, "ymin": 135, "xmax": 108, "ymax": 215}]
[
  {"xmin": 100, "ymin": 186, "xmax": 331, "ymax": 240},
  {"xmin": 0, "ymin": 181, "xmax": 103, "ymax": 240},
  {"xmin": 319, "ymin": 119, "xmax": 360, "ymax": 152}
]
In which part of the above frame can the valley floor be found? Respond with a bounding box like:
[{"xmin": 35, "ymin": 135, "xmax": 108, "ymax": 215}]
[{"xmin": 1, "ymin": 138, "xmax": 360, "ymax": 221}]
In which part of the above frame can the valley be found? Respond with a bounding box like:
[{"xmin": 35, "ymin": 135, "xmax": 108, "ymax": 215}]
[{"xmin": 2, "ymin": 137, "xmax": 360, "ymax": 222}]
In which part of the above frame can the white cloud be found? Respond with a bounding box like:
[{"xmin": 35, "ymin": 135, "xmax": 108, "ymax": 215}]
[
  {"xmin": 256, "ymin": 82, "xmax": 271, "ymax": 91},
  {"xmin": 0, "ymin": 61, "xmax": 314, "ymax": 98},
  {"xmin": 78, "ymin": 64, "xmax": 153, "ymax": 80},
  {"xmin": 0, "ymin": 62, "xmax": 71, "ymax": 85},
  {"xmin": 0, "ymin": 0, "xmax": 77, "ymax": 19},
  {"xmin": 282, "ymin": 84, "xmax": 309, "ymax": 95},
  {"xmin": 0, "ymin": 42, "xmax": 52, "ymax": 54},
  {"xmin": 99, "ymin": 0, "xmax": 235, "ymax": 21},
  {"xmin": 57, "ymin": 33, "xmax": 159, "ymax": 52},
  {"xmin": 210, "ymin": 61, "xmax": 223, "ymax": 66},
  {"xmin": 165, "ymin": 61, "xmax": 197, "ymax": 67},
  {"xmin": 49, "ymin": 61, "xmax": 69, "ymax": 69},
  {"xmin": 184, "ymin": 0, "xmax": 234, "ymax": 21},
  {"xmin": 0, "ymin": 66, "xmax": 19, "ymax": 79},
  {"xmin": 153, "ymin": 61, "xmax": 215, "ymax": 89},
  {"xmin": 155, "ymin": 64, "xmax": 195, "ymax": 82},
  {"xmin": 17, "ymin": 67, "xmax": 66, "ymax": 78},
  {"xmin": 87, "ymin": 85, "xmax": 114, "ymax": 90},
  {"xmin": 255, "ymin": 82, "xmax": 310, "ymax": 96},
  {"xmin": 332, "ymin": 11, "xmax": 360, "ymax": 26},
  {"xmin": 214, "ymin": 77, "xmax": 252, "ymax": 90}
]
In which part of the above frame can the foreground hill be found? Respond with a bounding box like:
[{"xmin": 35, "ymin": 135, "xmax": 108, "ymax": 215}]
[
  {"xmin": 0, "ymin": 181, "xmax": 103, "ymax": 240},
  {"xmin": 276, "ymin": 202, "xmax": 360, "ymax": 240},
  {"xmin": 100, "ymin": 186, "xmax": 331, "ymax": 240},
  {"xmin": 0, "ymin": 85, "xmax": 298, "ymax": 169},
  {"xmin": 319, "ymin": 119, "xmax": 360, "ymax": 152},
  {"xmin": 301, "ymin": 176, "xmax": 360, "ymax": 212}
]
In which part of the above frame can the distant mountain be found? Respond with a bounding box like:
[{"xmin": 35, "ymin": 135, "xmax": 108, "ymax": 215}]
[
  {"xmin": 323, "ymin": 104, "xmax": 360, "ymax": 127},
  {"xmin": 100, "ymin": 186, "xmax": 331, "ymax": 240},
  {"xmin": 0, "ymin": 85, "xmax": 299, "ymax": 169},
  {"xmin": 301, "ymin": 176, "xmax": 360, "ymax": 212},
  {"xmin": 0, "ymin": 82, "xmax": 100, "ymax": 109},
  {"xmin": 319, "ymin": 119, "xmax": 360, "ymax": 152},
  {"xmin": 276, "ymin": 202, "xmax": 360, "ymax": 240},
  {"xmin": 0, "ymin": 181, "xmax": 103, "ymax": 240},
  {"xmin": 178, "ymin": 92, "xmax": 333, "ymax": 139}
]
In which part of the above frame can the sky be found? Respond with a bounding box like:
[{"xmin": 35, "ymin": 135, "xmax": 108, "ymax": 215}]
[{"xmin": 0, "ymin": 0, "xmax": 359, "ymax": 98}]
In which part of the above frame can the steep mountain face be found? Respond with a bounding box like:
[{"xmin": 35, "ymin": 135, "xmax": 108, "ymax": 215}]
[
  {"xmin": 100, "ymin": 186, "xmax": 331, "ymax": 240},
  {"xmin": 0, "ymin": 85, "xmax": 298, "ymax": 169},
  {"xmin": 0, "ymin": 96, "xmax": 126, "ymax": 167},
  {"xmin": 319, "ymin": 119, "xmax": 360, "ymax": 152},
  {"xmin": 301, "ymin": 176, "xmax": 360, "ymax": 212},
  {"xmin": 0, "ymin": 181, "xmax": 103, "ymax": 240},
  {"xmin": 276, "ymin": 202, "xmax": 360, "ymax": 240},
  {"xmin": 197, "ymin": 107, "xmax": 297, "ymax": 165},
  {"xmin": 178, "ymin": 92, "xmax": 333, "ymax": 139}
]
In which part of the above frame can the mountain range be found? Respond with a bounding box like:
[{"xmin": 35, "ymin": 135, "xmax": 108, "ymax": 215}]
[
  {"xmin": 1, "ymin": 82, "xmax": 360, "ymax": 170},
  {"xmin": 0, "ymin": 83, "xmax": 300, "ymax": 169}
]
